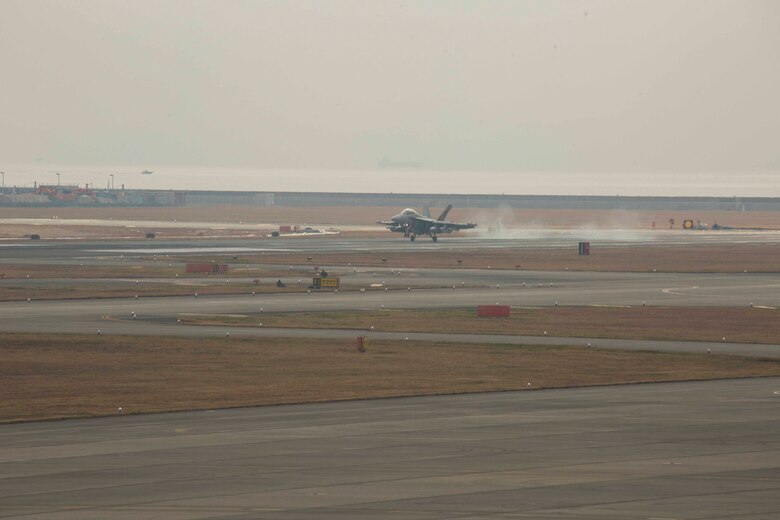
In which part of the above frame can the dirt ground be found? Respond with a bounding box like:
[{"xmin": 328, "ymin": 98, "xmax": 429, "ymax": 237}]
[
  {"xmin": 0, "ymin": 282, "xmax": 311, "ymax": 301},
  {"xmin": 182, "ymin": 306, "xmax": 780, "ymax": 345},
  {"xmin": 195, "ymin": 242, "xmax": 780, "ymax": 273},
  {"xmin": 0, "ymin": 223, "xmax": 282, "ymax": 240},
  {"xmin": 0, "ymin": 262, "xmax": 308, "ymax": 280},
  {"xmin": 3, "ymin": 206, "xmax": 780, "ymax": 236},
  {"xmin": 4, "ymin": 332, "xmax": 780, "ymax": 423}
]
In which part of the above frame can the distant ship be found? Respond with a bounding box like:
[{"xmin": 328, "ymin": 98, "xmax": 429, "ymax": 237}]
[
  {"xmin": 140, "ymin": 170, "xmax": 154, "ymax": 175},
  {"xmin": 378, "ymin": 158, "xmax": 423, "ymax": 168}
]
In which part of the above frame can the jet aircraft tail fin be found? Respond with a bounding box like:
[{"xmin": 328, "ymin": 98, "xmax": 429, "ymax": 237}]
[{"xmin": 437, "ymin": 204, "xmax": 453, "ymax": 221}]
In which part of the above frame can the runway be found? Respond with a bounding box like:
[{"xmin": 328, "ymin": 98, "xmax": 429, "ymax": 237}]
[
  {"xmin": 2, "ymin": 267, "xmax": 780, "ymax": 359},
  {"xmin": 2, "ymin": 377, "xmax": 779, "ymax": 519},
  {"xmin": 3, "ymin": 227, "xmax": 780, "ymax": 262},
  {"xmin": 3, "ymin": 234, "xmax": 780, "ymax": 517}
]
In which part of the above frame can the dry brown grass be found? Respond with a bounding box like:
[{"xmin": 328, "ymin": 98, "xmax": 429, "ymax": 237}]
[
  {"xmin": 237, "ymin": 243, "xmax": 780, "ymax": 272},
  {"xmin": 3, "ymin": 206, "xmax": 780, "ymax": 241},
  {"xmin": 0, "ymin": 262, "xmax": 307, "ymax": 280},
  {"xmin": 0, "ymin": 282, "xmax": 312, "ymax": 301},
  {"xmin": 3, "ymin": 332, "xmax": 780, "ymax": 423},
  {"xmin": 3, "ymin": 206, "xmax": 780, "ymax": 228},
  {"xmin": 183, "ymin": 306, "xmax": 780, "ymax": 345},
  {"xmin": 0, "ymin": 223, "xmax": 256, "ymax": 240}
]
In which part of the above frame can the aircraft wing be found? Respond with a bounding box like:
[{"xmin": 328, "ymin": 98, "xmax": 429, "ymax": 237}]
[
  {"xmin": 408, "ymin": 213, "xmax": 477, "ymax": 229},
  {"xmin": 428, "ymin": 220, "xmax": 477, "ymax": 232},
  {"xmin": 408, "ymin": 214, "xmax": 439, "ymax": 225}
]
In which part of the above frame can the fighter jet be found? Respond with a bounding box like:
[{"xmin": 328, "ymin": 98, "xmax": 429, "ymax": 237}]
[{"xmin": 377, "ymin": 205, "xmax": 477, "ymax": 242}]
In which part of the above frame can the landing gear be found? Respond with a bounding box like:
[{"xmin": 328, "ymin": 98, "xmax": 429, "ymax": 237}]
[
  {"xmin": 409, "ymin": 234, "xmax": 416, "ymax": 241},
  {"xmin": 431, "ymin": 235, "xmax": 438, "ymax": 242}
]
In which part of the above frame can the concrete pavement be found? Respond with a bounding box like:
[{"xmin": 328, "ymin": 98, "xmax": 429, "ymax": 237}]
[{"xmin": 1, "ymin": 378, "xmax": 779, "ymax": 519}]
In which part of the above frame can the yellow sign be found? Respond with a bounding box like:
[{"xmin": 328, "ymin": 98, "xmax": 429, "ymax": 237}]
[
  {"xmin": 320, "ymin": 277, "xmax": 340, "ymax": 287},
  {"xmin": 313, "ymin": 277, "xmax": 340, "ymax": 288}
]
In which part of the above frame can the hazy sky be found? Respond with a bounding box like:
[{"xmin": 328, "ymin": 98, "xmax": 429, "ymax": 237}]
[{"xmin": 1, "ymin": 0, "xmax": 778, "ymax": 172}]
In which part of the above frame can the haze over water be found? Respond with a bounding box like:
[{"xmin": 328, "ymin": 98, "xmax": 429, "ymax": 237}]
[
  {"xmin": 2, "ymin": 3, "xmax": 778, "ymax": 197},
  {"xmin": 2, "ymin": 165, "xmax": 777, "ymax": 197}
]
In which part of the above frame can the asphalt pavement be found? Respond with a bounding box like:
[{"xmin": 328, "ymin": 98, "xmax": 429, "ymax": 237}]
[
  {"xmin": 2, "ymin": 378, "xmax": 779, "ymax": 519},
  {"xmin": 3, "ymin": 234, "xmax": 780, "ymax": 518}
]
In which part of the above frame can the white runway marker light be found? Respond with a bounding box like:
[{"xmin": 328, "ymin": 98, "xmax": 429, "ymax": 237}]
[{"xmin": 226, "ymin": 331, "xmax": 230, "ymax": 337}]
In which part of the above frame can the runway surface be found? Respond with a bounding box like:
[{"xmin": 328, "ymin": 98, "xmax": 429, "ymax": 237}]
[
  {"xmin": 2, "ymin": 378, "xmax": 779, "ymax": 519},
  {"xmin": 3, "ymin": 228, "xmax": 780, "ymax": 262},
  {"xmin": 3, "ymin": 234, "xmax": 780, "ymax": 518},
  {"xmin": 2, "ymin": 268, "xmax": 779, "ymax": 358}
]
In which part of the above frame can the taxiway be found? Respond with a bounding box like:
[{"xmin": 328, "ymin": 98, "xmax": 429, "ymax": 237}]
[{"xmin": 2, "ymin": 378, "xmax": 779, "ymax": 519}]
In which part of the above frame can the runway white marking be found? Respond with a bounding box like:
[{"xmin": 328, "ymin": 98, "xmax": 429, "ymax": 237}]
[
  {"xmin": 89, "ymin": 247, "xmax": 296, "ymax": 254},
  {"xmin": 177, "ymin": 313, "xmax": 248, "ymax": 318},
  {"xmin": 662, "ymin": 286, "xmax": 699, "ymax": 295}
]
